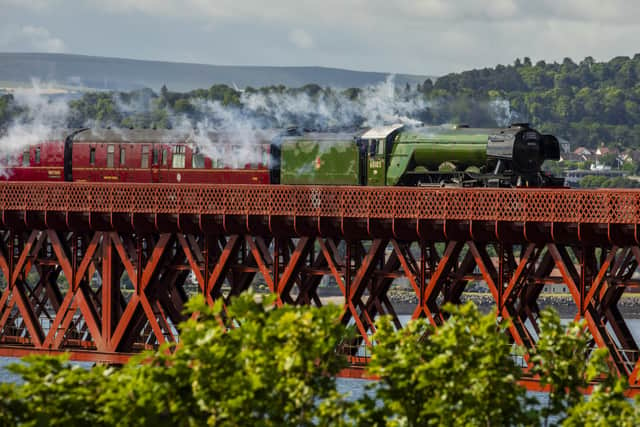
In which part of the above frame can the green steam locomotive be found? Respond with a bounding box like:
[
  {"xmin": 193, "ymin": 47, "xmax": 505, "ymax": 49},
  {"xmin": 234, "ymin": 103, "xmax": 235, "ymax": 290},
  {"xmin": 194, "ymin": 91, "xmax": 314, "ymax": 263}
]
[{"xmin": 272, "ymin": 123, "xmax": 562, "ymax": 187}]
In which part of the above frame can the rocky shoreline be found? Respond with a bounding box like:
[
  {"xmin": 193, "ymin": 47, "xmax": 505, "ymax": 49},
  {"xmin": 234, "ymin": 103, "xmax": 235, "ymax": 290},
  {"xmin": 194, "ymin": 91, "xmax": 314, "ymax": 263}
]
[{"xmin": 318, "ymin": 288, "xmax": 640, "ymax": 319}]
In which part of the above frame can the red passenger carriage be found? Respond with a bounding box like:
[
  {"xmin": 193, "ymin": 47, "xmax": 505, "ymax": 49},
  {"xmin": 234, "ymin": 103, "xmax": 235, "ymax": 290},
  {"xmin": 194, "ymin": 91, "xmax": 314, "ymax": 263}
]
[{"xmin": 1, "ymin": 129, "xmax": 272, "ymax": 184}]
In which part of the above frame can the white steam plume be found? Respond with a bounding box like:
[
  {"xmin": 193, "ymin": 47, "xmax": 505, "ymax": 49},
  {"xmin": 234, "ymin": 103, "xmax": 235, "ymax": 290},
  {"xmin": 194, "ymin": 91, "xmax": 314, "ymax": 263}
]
[
  {"xmin": 240, "ymin": 75, "xmax": 427, "ymax": 129},
  {"xmin": 168, "ymin": 75, "xmax": 430, "ymax": 166},
  {"xmin": 0, "ymin": 81, "xmax": 70, "ymax": 173},
  {"xmin": 0, "ymin": 76, "xmax": 524, "ymax": 177},
  {"xmin": 171, "ymin": 100, "xmax": 273, "ymax": 167},
  {"xmin": 489, "ymin": 99, "xmax": 524, "ymax": 127}
]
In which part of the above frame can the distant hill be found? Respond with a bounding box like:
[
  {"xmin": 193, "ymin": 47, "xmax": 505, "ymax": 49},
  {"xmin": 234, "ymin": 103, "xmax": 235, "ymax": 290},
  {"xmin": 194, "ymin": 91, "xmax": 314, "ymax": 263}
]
[{"xmin": 0, "ymin": 53, "xmax": 430, "ymax": 92}]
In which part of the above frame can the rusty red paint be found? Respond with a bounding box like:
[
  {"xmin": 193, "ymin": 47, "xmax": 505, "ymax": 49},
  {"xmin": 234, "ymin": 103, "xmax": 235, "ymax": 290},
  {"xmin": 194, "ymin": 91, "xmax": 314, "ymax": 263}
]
[{"xmin": 1, "ymin": 183, "xmax": 640, "ymax": 392}]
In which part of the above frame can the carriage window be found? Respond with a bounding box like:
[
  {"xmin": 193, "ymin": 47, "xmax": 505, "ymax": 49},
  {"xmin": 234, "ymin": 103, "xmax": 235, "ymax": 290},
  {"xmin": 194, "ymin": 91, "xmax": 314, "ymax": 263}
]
[
  {"xmin": 162, "ymin": 149, "xmax": 168, "ymax": 166},
  {"xmin": 120, "ymin": 147, "xmax": 126, "ymax": 166},
  {"xmin": 22, "ymin": 148, "xmax": 29, "ymax": 166},
  {"xmin": 90, "ymin": 147, "xmax": 96, "ymax": 165},
  {"xmin": 152, "ymin": 148, "xmax": 158, "ymax": 165},
  {"xmin": 192, "ymin": 150, "xmax": 205, "ymax": 168},
  {"xmin": 172, "ymin": 145, "xmax": 185, "ymax": 168},
  {"xmin": 35, "ymin": 147, "xmax": 41, "ymax": 164},
  {"xmin": 107, "ymin": 145, "xmax": 115, "ymax": 167},
  {"xmin": 377, "ymin": 139, "xmax": 385, "ymax": 155},
  {"xmin": 141, "ymin": 146, "xmax": 149, "ymax": 168},
  {"xmin": 211, "ymin": 148, "xmax": 224, "ymax": 168}
]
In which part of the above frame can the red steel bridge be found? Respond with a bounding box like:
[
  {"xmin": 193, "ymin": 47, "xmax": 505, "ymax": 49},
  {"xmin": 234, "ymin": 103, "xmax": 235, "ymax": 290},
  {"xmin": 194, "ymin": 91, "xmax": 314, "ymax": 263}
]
[{"xmin": 1, "ymin": 182, "xmax": 640, "ymax": 391}]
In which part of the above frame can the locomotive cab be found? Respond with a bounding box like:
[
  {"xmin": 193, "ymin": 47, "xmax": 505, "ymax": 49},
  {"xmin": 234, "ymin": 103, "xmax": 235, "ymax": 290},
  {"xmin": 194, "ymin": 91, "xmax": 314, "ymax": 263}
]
[{"xmin": 358, "ymin": 124, "xmax": 404, "ymax": 186}]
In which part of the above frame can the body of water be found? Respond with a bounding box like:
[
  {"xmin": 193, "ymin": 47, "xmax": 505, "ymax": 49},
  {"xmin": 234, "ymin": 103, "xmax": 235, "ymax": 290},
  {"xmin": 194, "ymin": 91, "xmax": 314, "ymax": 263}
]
[{"xmin": 2, "ymin": 318, "xmax": 640, "ymax": 393}]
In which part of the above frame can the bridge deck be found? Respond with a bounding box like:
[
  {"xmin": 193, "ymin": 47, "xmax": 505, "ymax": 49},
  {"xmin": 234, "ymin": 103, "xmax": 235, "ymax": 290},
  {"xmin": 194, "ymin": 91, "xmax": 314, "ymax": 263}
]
[
  {"xmin": 0, "ymin": 182, "xmax": 638, "ymax": 244},
  {"xmin": 0, "ymin": 182, "xmax": 636, "ymax": 222}
]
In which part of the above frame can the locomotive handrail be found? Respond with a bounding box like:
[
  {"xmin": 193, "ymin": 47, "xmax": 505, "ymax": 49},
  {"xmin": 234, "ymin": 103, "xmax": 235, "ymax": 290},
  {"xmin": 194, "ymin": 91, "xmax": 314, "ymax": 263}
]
[{"xmin": 1, "ymin": 182, "xmax": 640, "ymax": 224}]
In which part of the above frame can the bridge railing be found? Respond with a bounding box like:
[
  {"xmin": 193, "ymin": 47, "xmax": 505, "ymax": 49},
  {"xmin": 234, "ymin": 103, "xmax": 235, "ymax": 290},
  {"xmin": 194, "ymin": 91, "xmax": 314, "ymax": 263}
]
[{"xmin": 0, "ymin": 182, "xmax": 638, "ymax": 224}]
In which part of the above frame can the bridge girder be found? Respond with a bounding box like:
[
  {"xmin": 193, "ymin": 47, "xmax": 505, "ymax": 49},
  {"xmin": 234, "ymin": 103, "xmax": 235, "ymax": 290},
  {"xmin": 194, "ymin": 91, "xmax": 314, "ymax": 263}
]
[{"xmin": 0, "ymin": 230, "xmax": 639, "ymax": 392}]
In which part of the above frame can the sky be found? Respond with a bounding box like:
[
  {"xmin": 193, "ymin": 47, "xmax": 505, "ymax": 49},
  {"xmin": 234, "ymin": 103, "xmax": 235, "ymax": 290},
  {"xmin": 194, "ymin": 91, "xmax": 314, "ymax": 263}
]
[{"xmin": 1, "ymin": 0, "xmax": 640, "ymax": 76}]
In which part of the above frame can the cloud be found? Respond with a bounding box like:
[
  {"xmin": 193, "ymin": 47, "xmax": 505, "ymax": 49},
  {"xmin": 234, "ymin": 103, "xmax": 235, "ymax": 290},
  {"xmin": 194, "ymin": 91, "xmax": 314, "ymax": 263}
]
[
  {"xmin": 20, "ymin": 26, "xmax": 67, "ymax": 52},
  {"xmin": 87, "ymin": 0, "xmax": 182, "ymax": 16},
  {"xmin": 0, "ymin": 0, "xmax": 51, "ymax": 11},
  {"xmin": 80, "ymin": 0, "xmax": 640, "ymax": 25},
  {"xmin": 0, "ymin": 25, "xmax": 67, "ymax": 53},
  {"xmin": 288, "ymin": 29, "xmax": 313, "ymax": 49},
  {"xmin": 3, "ymin": 0, "xmax": 640, "ymax": 75}
]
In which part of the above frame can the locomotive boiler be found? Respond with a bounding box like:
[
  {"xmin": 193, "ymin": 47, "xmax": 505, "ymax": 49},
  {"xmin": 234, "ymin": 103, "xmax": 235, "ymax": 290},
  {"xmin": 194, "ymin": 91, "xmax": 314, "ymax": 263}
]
[{"xmin": 276, "ymin": 123, "xmax": 562, "ymax": 187}]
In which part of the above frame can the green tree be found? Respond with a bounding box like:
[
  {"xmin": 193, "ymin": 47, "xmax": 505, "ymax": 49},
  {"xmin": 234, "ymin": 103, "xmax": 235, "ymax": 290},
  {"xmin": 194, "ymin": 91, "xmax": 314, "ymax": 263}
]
[
  {"xmin": 342, "ymin": 87, "xmax": 361, "ymax": 100},
  {"xmin": 528, "ymin": 310, "xmax": 610, "ymax": 425},
  {"xmin": 160, "ymin": 84, "xmax": 168, "ymax": 100},
  {"xmin": 363, "ymin": 302, "xmax": 536, "ymax": 426},
  {"xmin": 563, "ymin": 379, "xmax": 640, "ymax": 426},
  {"xmin": 172, "ymin": 98, "xmax": 194, "ymax": 115},
  {"xmin": 3, "ymin": 296, "xmax": 640, "ymax": 426},
  {"xmin": 1, "ymin": 294, "xmax": 353, "ymax": 427},
  {"xmin": 0, "ymin": 94, "xmax": 17, "ymax": 130},
  {"xmin": 421, "ymin": 78, "xmax": 434, "ymax": 93},
  {"xmin": 0, "ymin": 355, "xmax": 108, "ymax": 427},
  {"xmin": 100, "ymin": 293, "xmax": 351, "ymax": 427},
  {"xmin": 599, "ymin": 152, "xmax": 619, "ymax": 167},
  {"xmin": 207, "ymin": 84, "xmax": 241, "ymax": 106}
]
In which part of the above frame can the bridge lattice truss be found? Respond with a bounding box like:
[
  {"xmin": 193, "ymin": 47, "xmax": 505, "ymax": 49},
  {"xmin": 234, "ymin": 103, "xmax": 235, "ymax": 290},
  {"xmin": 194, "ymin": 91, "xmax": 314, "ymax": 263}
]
[{"xmin": 1, "ymin": 183, "xmax": 640, "ymax": 390}]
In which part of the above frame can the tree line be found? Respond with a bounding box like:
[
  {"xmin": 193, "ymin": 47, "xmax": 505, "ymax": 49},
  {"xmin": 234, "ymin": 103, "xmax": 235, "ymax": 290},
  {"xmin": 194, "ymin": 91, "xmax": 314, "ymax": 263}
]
[
  {"xmin": 0, "ymin": 294, "xmax": 638, "ymax": 426},
  {"xmin": 425, "ymin": 55, "xmax": 640, "ymax": 149},
  {"xmin": 2, "ymin": 54, "xmax": 640, "ymax": 150}
]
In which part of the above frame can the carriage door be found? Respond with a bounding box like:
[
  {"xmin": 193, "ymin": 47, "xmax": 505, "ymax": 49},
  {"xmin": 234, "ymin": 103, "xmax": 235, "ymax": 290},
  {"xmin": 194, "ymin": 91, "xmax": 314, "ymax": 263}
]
[
  {"xmin": 357, "ymin": 139, "xmax": 367, "ymax": 185},
  {"xmin": 141, "ymin": 145, "xmax": 152, "ymax": 182},
  {"xmin": 151, "ymin": 145, "xmax": 160, "ymax": 183},
  {"xmin": 367, "ymin": 138, "xmax": 386, "ymax": 186}
]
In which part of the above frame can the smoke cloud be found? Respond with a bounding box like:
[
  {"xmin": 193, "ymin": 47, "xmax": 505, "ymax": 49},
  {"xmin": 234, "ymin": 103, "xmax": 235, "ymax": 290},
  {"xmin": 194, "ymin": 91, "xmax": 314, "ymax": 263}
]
[
  {"xmin": 172, "ymin": 102, "xmax": 273, "ymax": 166},
  {"xmin": 239, "ymin": 75, "xmax": 428, "ymax": 130},
  {"xmin": 0, "ymin": 81, "xmax": 70, "ymax": 173},
  {"xmin": 489, "ymin": 98, "xmax": 525, "ymax": 127},
  {"xmin": 160, "ymin": 75, "xmax": 432, "ymax": 165},
  {"xmin": 0, "ymin": 76, "xmax": 525, "ymax": 173}
]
